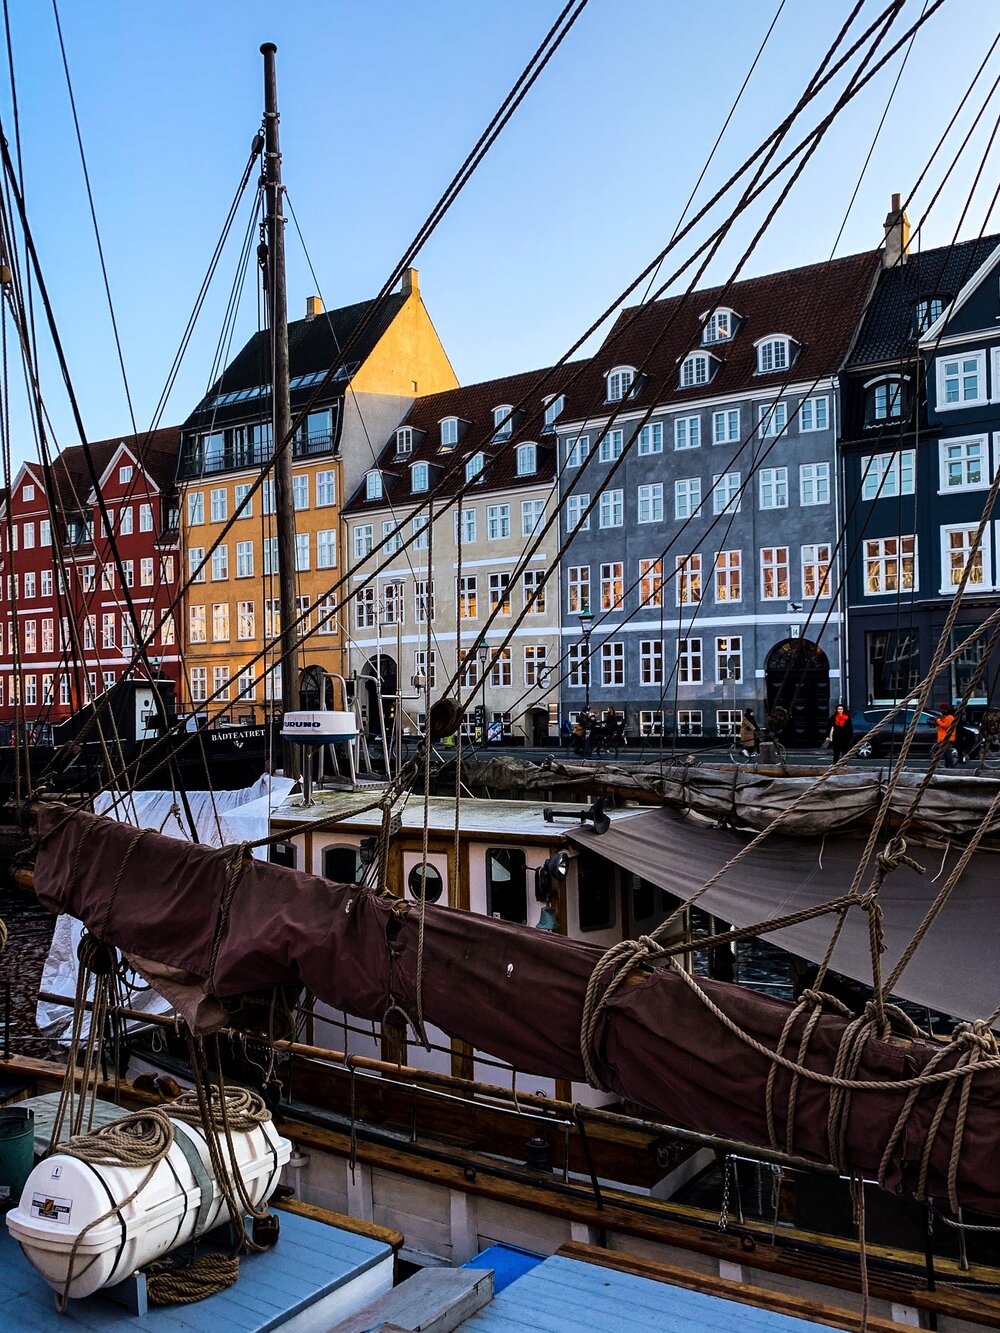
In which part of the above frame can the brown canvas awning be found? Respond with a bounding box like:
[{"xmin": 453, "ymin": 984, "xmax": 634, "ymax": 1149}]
[{"xmin": 568, "ymin": 808, "xmax": 1000, "ymax": 1023}]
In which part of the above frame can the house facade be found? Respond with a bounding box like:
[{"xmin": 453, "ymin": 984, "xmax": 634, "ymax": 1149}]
[
  {"xmin": 556, "ymin": 252, "xmax": 878, "ymax": 746},
  {"xmin": 840, "ymin": 219, "xmax": 1000, "ymax": 713},
  {"xmin": 175, "ymin": 270, "xmax": 457, "ymax": 720},
  {"xmin": 0, "ymin": 429, "xmax": 182, "ymax": 737},
  {"xmin": 342, "ymin": 366, "xmax": 576, "ymax": 746}
]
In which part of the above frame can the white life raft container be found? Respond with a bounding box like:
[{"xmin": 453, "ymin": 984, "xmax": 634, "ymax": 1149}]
[
  {"xmin": 6, "ymin": 1114, "xmax": 291, "ymax": 1300},
  {"xmin": 280, "ymin": 709, "xmax": 358, "ymax": 745}
]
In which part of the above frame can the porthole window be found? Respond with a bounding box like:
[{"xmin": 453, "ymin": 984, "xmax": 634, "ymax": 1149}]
[{"xmin": 408, "ymin": 861, "xmax": 443, "ymax": 903}]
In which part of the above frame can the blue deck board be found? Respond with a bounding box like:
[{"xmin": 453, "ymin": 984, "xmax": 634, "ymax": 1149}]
[
  {"xmin": 463, "ymin": 1256, "xmax": 834, "ymax": 1332},
  {"xmin": 0, "ymin": 1207, "xmax": 391, "ymax": 1330}
]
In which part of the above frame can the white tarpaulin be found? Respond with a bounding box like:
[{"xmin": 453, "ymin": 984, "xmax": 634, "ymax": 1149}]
[
  {"xmin": 36, "ymin": 775, "xmax": 295, "ymax": 1041},
  {"xmin": 569, "ymin": 806, "xmax": 1000, "ymax": 1023}
]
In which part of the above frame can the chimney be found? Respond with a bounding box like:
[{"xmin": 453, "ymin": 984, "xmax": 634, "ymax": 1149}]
[
  {"xmin": 305, "ymin": 295, "xmax": 323, "ymax": 319},
  {"xmin": 882, "ymin": 192, "xmax": 910, "ymax": 269},
  {"xmin": 400, "ymin": 267, "xmax": 419, "ymax": 297}
]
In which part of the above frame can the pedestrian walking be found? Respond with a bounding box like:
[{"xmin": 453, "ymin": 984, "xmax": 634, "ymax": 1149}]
[
  {"xmin": 739, "ymin": 708, "xmax": 759, "ymax": 758},
  {"xmin": 936, "ymin": 704, "xmax": 959, "ymax": 766},
  {"xmin": 826, "ymin": 702, "xmax": 853, "ymax": 762}
]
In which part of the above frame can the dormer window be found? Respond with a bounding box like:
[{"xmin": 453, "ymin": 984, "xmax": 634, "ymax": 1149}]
[
  {"xmin": 411, "ymin": 462, "xmax": 429, "ymax": 493},
  {"xmin": 702, "ymin": 308, "xmax": 736, "ymax": 344},
  {"xmin": 542, "ymin": 394, "xmax": 565, "ymax": 432},
  {"xmin": 755, "ymin": 335, "xmax": 796, "ymax": 374},
  {"xmin": 440, "ymin": 417, "xmax": 459, "ymax": 451},
  {"xmin": 865, "ymin": 374, "xmax": 907, "ymax": 425},
  {"xmin": 679, "ymin": 352, "xmax": 716, "ymax": 389},
  {"xmin": 466, "ymin": 451, "xmax": 485, "ymax": 483},
  {"xmin": 606, "ymin": 367, "xmax": 636, "ymax": 403},
  {"xmin": 516, "ymin": 443, "xmax": 537, "ymax": 476},
  {"xmin": 492, "ymin": 406, "xmax": 514, "ymax": 442},
  {"xmin": 916, "ymin": 297, "xmax": 945, "ymax": 333},
  {"xmin": 395, "ymin": 427, "xmax": 413, "ymax": 456},
  {"xmin": 365, "ymin": 470, "xmax": 384, "ymax": 501}
]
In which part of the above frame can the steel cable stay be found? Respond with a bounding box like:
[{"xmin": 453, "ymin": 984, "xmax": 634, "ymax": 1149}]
[
  {"xmin": 74, "ymin": 0, "xmax": 976, "ymax": 799},
  {"xmin": 426, "ymin": 66, "xmax": 1000, "ymax": 761},
  {"xmin": 0, "ymin": 0, "xmax": 965, "ymax": 799}
]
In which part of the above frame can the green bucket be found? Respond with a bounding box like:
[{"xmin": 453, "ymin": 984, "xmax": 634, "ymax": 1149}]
[{"xmin": 0, "ymin": 1107, "xmax": 35, "ymax": 1208}]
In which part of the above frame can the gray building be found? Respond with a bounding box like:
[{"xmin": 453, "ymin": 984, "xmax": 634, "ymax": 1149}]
[{"xmin": 556, "ymin": 252, "xmax": 878, "ymax": 746}]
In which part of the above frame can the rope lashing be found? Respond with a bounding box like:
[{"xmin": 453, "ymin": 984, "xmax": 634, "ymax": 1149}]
[
  {"xmin": 55, "ymin": 1109, "xmax": 175, "ymax": 1312},
  {"xmin": 874, "ymin": 834, "xmax": 925, "ymax": 880}
]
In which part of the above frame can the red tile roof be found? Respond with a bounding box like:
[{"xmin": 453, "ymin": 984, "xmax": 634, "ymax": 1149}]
[
  {"xmin": 48, "ymin": 427, "xmax": 180, "ymax": 513},
  {"xmin": 344, "ymin": 364, "xmax": 586, "ymax": 513},
  {"xmin": 565, "ymin": 250, "xmax": 880, "ymax": 421}
]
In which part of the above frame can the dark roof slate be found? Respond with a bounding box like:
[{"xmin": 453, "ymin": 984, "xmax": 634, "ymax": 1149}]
[
  {"xmin": 343, "ymin": 363, "xmax": 586, "ymax": 514},
  {"xmin": 182, "ymin": 294, "xmax": 408, "ymax": 431},
  {"xmin": 847, "ymin": 235, "xmax": 1000, "ymax": 367},
  {"xmin": 564, "ymin": 250, "xmax": 880, "ymax": 422}
]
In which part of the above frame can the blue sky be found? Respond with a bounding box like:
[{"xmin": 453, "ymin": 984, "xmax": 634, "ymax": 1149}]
[{"xmin": 1, "ymin": 0, "xmax": 997, "ymax": 464}]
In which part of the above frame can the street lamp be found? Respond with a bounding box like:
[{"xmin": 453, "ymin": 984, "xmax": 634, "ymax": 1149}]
[{"xmin": 576, "ymin": 606, "xmax": 595, "ymax": 712}]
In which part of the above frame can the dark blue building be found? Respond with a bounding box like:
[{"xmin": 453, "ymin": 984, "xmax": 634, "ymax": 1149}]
[{"xmin": 840, "ymin": 217, "xmax": 1000, "ymax": 712}]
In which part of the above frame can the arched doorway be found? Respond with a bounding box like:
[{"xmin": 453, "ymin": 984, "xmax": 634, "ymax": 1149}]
[{"xmin": 764, "ymin": 638, "xmax": 830, "ymax": 746}]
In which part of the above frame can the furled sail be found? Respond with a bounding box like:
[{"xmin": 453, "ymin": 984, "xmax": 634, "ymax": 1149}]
[{"xmin": 31, "ymin": 804, "xmax": 1000, "ymax": 1216}]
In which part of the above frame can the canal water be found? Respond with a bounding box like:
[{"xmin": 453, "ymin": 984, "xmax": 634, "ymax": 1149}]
[{"xmin": 0, "ymin": 887, "xmax": 56, "ymax": 1058}]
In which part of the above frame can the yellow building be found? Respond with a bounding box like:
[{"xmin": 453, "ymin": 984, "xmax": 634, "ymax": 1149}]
[{"xmin": 176, "ymin": 270, "xmax": 456, "ymax": 721}]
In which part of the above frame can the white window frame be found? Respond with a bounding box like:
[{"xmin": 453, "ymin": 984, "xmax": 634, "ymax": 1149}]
[
  {"xmin": 861, "ymin": 450, "xmax": 915, "ymax": 500},
  {"xmin": 601, "ymin": 641, "xmax": 625, "ymax": 686},
  {"xmin": 521, "ymin": 498, "xmax": 544, "ymax": 537},
  {"xmin": 938, "ymin": 434, "xmax": 990, "ymax": 493},
  {"xmin": 937, "ymin": 351, "xmax": 987, "ymax": 410},
  {"xmin": 598, "ymin": 429, "xmax": 623, "ymax": 462},
  {"xmin": 395, "ymin": 426, "xmax": 413, "ymax": 456},
  {"xmin": 566, "ymin": 434, "xmax": 590, "ymax": 466},
  {"xmin": 600, "ymin": 561, "xmax": 624, "ymax": 611},
  {"xmin": 799, "ymin": 396, "xmax": 829, "ymax": 432},
  {"xmin": 639, "ymin": 639, "xmax": 663, "ymax": 686},
  {"xmin": 492, "ymin": 405, "xmax": 513, "ymax": 442},
  {"xmin": 637, "ymin": 483, "xmax": 663, "ymax": 524},
  {"xmin": 674, "ymin": 415, "xmax": 701, "ymax": 450},
  {"xmin": 411, "ymin": 461, "xmax": 429, "ymax": 493},
  {"xmin": 702, "ymin": 308, "xmax": 734, "ymax": 344},
  {"xmin": 637, "ymin": 422, "xmax": 663, "ymax": 455},
  {"xmin": 566, "ymin": 493, "xmax": 590, "ymax": 532},
  {"xmin": 599, "ymin": 489, "xmax": 624, "ymax": 528},
  {"xmin": 365, "ymin": 470, "xmax": 383, "ymax": 501},
  {"xmin": 675, "ymin": 553, "xmax": 702, "ymax": 606},
  {"xmin": 440, "ymin": 417, "xmax": 459, "ymax": 449},
  {"xmin": 465, "ymin": 451, "xmax": 485, "ymax": 482},
  {"xmin": 799, "ymin": 462, "xmax": 830, "ymax": 506},
  {"xmin": 679, "ymin": 353, "xmax": 712, "ymax": 389},
  {"xmin": 759, "ymin": 467, "xmax": 788, "ymax": 510},
  {"xmin": 606, "ymin": 366, "xmax": 635, "ymax": 403},
  {"xmin": 863, "ymin": 535, "xmax": 918, "ymax": 596},
  {"xmin": 801, "ymin": 543, "xmax": 832, "ymax": 599},
  {"xmin": 760, "ymin": 546, "xmax": 790, "ymax": 601},
  {"xmin": 940, "ymin": 524, "xmax": 992, "ymax": 594},
  {"xmin": 677, "ymin": 638, "xmax": 703, "ymax": 685},
  {"xmin": 758, "ymin": 401, "xmax": 789, "ymax": 438},
  {"xmin": 487, "ymin": 503, "xmax": 511, "ymax": 540},
  {"xmin": 516, "ymin": 442, "xmax": 537, "ymax": 476},
  {"xmin": 567, "ymin": 565, "xmax": 590, "ymax": 614},
  {"xmin": 674, "ymin": 477, "xmax": 701, "ymax": 519},
  {"xmin": 712, "ymin": 472, "xmax": 741, "ymax": 515},
  {"xmin": 715, "ymin": 635, "xmax": 743, "ymax": 683},
  {"xmin": 755, "ymin": 334, "xmax": 793, "ymax": 374},
  {"xmin": 712, "ymin": 409, "xmax": 740, "ymax": 444}
]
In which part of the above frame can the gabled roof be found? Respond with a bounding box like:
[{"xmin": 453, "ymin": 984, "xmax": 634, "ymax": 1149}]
[
  {"xmin": 343, "ymin": 363, "xmax": 586, "ymax": 514},
  {"xmin": 182, "ymin": 294, "xmax": 408, "ymax": 429},
  {"xmin": 49, "ymin": 428, "xmax": 180, "ymax": 513},
  {"xmin": 848, "ymin": 234, "xmax": 1000, "ymax": 367},
  {"xmin": 561, "ymin": 250, "xmax": 879, "ymax": 422}
]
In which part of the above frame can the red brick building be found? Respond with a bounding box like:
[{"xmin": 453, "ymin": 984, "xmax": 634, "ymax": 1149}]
[{"xmin": 0, "ymin": 429, "xmax": 181, "ymax": 737}]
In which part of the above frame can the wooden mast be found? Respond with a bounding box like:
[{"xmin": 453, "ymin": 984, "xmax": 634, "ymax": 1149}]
[{"xmin": 260, "ymin": 42, "xmax": 299, "ymax": 776}]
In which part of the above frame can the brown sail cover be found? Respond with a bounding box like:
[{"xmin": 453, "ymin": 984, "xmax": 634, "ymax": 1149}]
[{"xmin": 33, "ymin": 806, "xmax": 1000, "ymax": 1213}]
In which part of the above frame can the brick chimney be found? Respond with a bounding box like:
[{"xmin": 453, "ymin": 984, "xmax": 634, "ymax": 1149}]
[
  {"xmin": 305, "ymin": 295, "xmax": 323, "ymax": 319},
  {"xmin": 882, "ymin": 192, "xmax": 910, "ymax": 269},
  {"xmin": 400, "ymin": 267, "xmax": 419, "ymax": 297}
]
